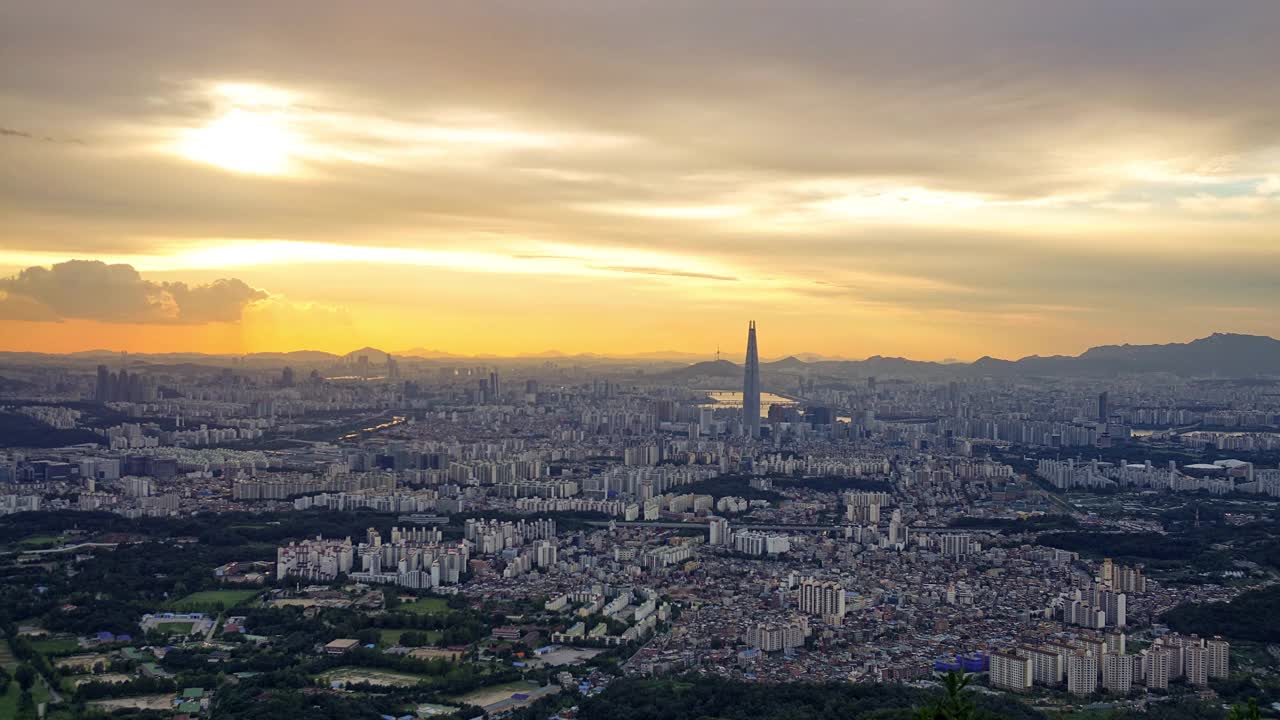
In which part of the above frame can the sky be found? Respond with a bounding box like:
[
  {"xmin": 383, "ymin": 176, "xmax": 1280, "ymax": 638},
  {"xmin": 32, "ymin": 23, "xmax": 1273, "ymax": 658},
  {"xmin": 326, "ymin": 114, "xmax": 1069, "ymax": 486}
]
[{"xmin": 2, "ymin": 1, "xmax": 1280, "ymax": 360}]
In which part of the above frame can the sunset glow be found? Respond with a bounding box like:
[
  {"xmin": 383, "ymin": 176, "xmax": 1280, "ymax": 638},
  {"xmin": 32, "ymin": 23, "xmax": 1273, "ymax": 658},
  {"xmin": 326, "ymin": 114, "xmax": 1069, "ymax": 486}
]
[{"xmin": 2, "ymin": 2, "xmax": 1279, "ymax": 358}]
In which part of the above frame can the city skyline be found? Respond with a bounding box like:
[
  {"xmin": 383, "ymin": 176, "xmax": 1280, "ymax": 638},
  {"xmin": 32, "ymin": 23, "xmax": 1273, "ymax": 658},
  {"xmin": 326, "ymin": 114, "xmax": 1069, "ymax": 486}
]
[
  {"xmin": 4, "ymin": 2, "xmax": 1280, "ymax": 359},
  {"xmin": 1, "ymin": 327, "xmax": 1279, "ymax": 367},
  {"xmin": 1, "ymin": 5, "xmax": 1275, "ymax": 718}
]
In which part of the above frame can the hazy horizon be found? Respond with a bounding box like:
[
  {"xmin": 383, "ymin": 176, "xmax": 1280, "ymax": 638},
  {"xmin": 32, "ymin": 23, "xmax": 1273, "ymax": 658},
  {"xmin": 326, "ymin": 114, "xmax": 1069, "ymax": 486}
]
[{"xmin": 0, "ymin": 328, "xmax": 1273, "ymax": 365}]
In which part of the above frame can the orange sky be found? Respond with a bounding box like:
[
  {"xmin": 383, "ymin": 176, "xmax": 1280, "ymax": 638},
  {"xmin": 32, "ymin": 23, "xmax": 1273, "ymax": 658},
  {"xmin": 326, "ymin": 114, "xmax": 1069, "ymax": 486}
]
[{"xmin": 2, "ymin": 3, "xmax": 1280, "ymax": 360}]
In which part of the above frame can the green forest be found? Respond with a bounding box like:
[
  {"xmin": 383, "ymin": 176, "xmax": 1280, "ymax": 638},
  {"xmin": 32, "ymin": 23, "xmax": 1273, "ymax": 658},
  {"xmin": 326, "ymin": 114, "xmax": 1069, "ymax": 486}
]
[
  {"xmin": 573, "ymin": 675, "xmax": 1044, "ymax": 720},
  {"xmin": 1163, "ymin": 584, "xmax": 1280, "ymax": 643}
]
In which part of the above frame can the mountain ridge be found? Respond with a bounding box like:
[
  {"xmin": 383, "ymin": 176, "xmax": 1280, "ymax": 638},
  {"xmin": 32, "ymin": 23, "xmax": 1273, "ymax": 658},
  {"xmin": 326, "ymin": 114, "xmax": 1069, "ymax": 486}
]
[{"xmin": 0, "ymin": 333, "xmax": 1276, "ymax": 377}]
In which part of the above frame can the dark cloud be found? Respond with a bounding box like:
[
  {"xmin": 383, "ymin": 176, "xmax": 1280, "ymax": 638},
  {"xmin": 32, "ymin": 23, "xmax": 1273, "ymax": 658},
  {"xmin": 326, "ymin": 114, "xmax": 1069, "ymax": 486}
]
[
  {"xmin": 163, "ymin": 278, "xmax": 270, "ymax": 323},
  {"xmin": 0, "ymin": 125, "xmax": 84, "ymax": 144},
  {"xmin": 0, "ymin": 260, "xmax": 267, "ymax": 324}
]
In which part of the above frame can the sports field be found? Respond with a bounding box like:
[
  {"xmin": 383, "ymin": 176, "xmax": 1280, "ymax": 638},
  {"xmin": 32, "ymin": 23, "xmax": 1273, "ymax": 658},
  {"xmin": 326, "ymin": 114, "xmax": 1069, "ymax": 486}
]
[
  {"xmin": 400, "ymin": 597, "xmax": 450, "ymax": 615},
  {"xmin": 169, "ymin": 589, "xmax": 259, "ymax": 610}
]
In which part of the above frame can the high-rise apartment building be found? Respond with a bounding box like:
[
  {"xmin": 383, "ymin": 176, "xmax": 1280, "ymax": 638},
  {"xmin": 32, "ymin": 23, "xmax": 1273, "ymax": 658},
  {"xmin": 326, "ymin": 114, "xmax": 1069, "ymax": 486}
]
[
  {"xmin": 1066, "ymin": 651, "xmax": 1099, "ymax": 696},
  {"xmin": 708, "ymin": 516, "xmax": 731, "ymax": 546},
  {"xmin": 1102, "ymin": 653, "xmax": 1134, "ymax": 694},
  {"xmin": 1143, "ymin": 649, "xmax": 1170, "ymax": 690},
  {"xmin": 1184, "ymin": 643, "xmax": 1209, "ymax": 687},
  {"xmin": 747, "ymin": 618, "xmax": 808, "ymax": 653},
  {"xmin": 1207, "ymin": 637, "xmax": 1230, "ymax": 680},
  {"xmin": 797, "ymin": 576, "xmax": 846, "ymax": 623},
  {"xmin": 991, "ymin": 651, "xmax": 1033, "ymax": 692},
  {"xmin": 1020, "ymin": 645, "xmax": 1064, "ymax": 685}
]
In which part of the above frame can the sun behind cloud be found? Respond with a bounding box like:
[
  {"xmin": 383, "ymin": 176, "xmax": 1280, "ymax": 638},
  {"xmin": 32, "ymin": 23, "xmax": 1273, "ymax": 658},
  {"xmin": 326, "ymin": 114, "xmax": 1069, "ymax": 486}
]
[{"xmin": 179, "ymin": 107, "xmax": 298, "ymax": 175}]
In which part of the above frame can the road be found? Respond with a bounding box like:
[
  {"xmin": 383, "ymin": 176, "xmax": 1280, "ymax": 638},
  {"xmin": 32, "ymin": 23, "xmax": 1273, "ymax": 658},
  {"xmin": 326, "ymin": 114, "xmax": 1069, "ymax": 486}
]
[
  {"xmin": 205, "ymin": 613, "xmax": 222, "ymax": 642},
  {"xmin": 586, "ymin": 520, "xmax": 1016, "ymax": 535},
  {"xmin": 38, "ymin": 666, "xmax": 64, "ymax": 706}
]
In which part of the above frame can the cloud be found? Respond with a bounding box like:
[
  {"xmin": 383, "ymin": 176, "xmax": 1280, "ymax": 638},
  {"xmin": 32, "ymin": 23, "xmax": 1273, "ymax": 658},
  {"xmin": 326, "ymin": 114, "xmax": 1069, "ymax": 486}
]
[
  {"xmin": 3, "ymin": 1, "xmax": 1280, "ymax": 356},
  {"xmin": 1176, "ymin": 194, "xmax": 1276, "ymax": 216},
  {"xmin": 163, "ymin": 277, "xmax": 269, "ymax": 322},
  {"xmin": 0, "ymin": 125, "xmax": 84, "ymax": 144},
  {"xmin": 0, "ymin": 291, "xmax": 61, "ymax": 321},
  {"xmin": 0, "ymin": 260, "xmax": 267, "ymax": 324},
  {"xmin": 592, "ymin": 265, "xmax": 738, "ymax": 281}
]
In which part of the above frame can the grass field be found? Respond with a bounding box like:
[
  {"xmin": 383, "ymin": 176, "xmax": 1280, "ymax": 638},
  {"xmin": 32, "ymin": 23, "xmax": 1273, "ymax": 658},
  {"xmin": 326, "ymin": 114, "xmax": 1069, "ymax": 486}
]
[
  {"xmin": 155, "ymin": 621, "xmax": 194, "ymax": 635},
  {"xmin": 0, "ymin": 675, "xmax": 52, "ymax": 718},
  {"xmin": 30, "ymin": 637, "xmax": 81, "ymax": 656},
  {"xmin": 401, "ymin": 597, "xmax": 450, "ymax": 615},
  {"xmin": 378, "ymin": 628, "xmax": 442, "ymax": 647},
  {"xmin": 86, "ymin": 694, "xmax": 175, "ymax": 712},
  {"xmin": 318, "ymin": 667, "xmax": 429, "ymax": 688},
  {"xmin": 169, "ymin": 589, "xmax": 259, "ymax": 610},
  {"xmin": 447, "ymin": 680, "xmax": 541, "ymax": 707},
  {"xmin": 0, "ymin": 682, "xmax": 24, "ymax": 718},
  {"xmin": 16, "ymin": 535, "xmax": 62, "ymax": 549}
]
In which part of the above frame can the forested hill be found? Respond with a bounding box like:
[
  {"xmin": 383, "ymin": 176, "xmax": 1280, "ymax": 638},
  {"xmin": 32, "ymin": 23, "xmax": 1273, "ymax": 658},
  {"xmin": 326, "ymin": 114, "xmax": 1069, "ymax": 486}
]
[
  {"xmin": 573, "ymin": 676, "xmax": 1044, "ymax": 720},
  {"xmin": 571, "ymin": 676, "xmax": 1239, "ymax": 720}
]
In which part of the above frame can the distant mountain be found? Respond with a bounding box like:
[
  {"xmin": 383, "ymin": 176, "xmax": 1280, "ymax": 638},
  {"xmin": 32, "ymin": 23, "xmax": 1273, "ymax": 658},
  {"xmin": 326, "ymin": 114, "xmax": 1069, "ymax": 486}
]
[
  {"xmin": 343, "ymin": 346, "xmax": 391, "ymax": 361},
  {"xmin": 764, "ymin": 356, "xmax": 809, "ymax": 370},
  {"xmin": 622, "ymin": 350, "xmax": 709, "ymax": 361},
  {"xmin": 392, "ymin": 348, "xmax": 710, "ymax": 362},
  {"xmin": 393, "ymin": 347, "xmax": 465, "ymax": 359},
  {"xmin": 658, "ymin": 333, "xmax": 1280, "ymax": 380},
  {"xmin": 1066, "ymin": 333, "xmax": 1280, "ymax": 376},
  {"xmin": 245, "ymin": 350, "xmax": 338, "ymax": 362},
  {"xmin": 655, "ymin": 359, "xmax": 742, "ymax": 380},
  {"xmin": 769, "ymin": 352, "xmax": 850, "ymax": 363},
  {"xmin": 1, "ymin": 333, "xmax": 1276, "ymax": 378}
]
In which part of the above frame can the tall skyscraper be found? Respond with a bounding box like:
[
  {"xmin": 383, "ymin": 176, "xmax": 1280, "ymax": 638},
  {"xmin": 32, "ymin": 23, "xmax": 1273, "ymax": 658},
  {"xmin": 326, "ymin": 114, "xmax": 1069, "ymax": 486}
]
[
  {"xmin": 1098, "ymin": 391, "xmax": 1109, "ymax": 423},
  {"xmin": 742, "ymin": 321, "xmax": 760, "ymax": 438},
  {"xmin": 95, "ymin": 364, "xmax": 110, "ymax": 402}
]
